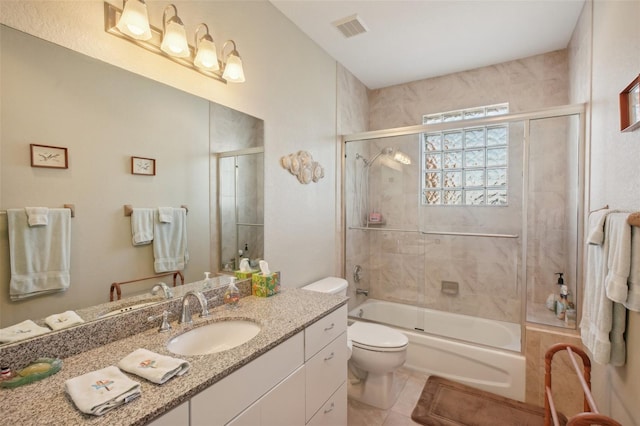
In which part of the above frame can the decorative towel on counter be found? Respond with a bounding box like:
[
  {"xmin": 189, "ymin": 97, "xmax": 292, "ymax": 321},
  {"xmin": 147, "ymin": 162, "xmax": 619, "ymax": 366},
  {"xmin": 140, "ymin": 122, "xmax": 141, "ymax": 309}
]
[
  {"xmin": 117, "ymin": 348, "xmax": 190, "ymax": 384},
  {"xmin": 153, "ymin": 208, "xmax": 188, "ymax": 273},
  {"xmin": 157, "ymin": 207, "xmax": 173, "ymax": 223},
  {"xmin": 0, "ymin": 319, "xmax": 51, "ymax": 343},
  {"xmin": 7, "ymin": 208, "xmax": 71, "ymax": 300},
  {"xmin": 44, "ymin": 310, "xmax": 85, "ymax": 331},
  {"xmin": 65, "ymin": 366, "xmax": 141, "ymax": 416},
  {"xmin": 25, "ymin": 207, "xmax": 48, "ymax": 227},
  {"xmin": 131, "ymin": 208, "xmax": 155, "ymax": 246}
]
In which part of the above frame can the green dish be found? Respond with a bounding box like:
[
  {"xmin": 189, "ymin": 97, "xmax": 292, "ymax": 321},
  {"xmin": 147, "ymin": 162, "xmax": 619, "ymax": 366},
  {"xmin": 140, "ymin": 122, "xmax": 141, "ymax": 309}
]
[{"xmin": 0, "ymin": 358, "xmax": 63, "ymax": 389}]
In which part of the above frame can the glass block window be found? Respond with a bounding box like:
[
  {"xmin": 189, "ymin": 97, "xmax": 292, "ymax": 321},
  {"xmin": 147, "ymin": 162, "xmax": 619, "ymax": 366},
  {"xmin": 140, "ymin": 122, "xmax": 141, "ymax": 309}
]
[{"xmin": 422, "ymin": 104, "xmax": 509, "ymax": 206}]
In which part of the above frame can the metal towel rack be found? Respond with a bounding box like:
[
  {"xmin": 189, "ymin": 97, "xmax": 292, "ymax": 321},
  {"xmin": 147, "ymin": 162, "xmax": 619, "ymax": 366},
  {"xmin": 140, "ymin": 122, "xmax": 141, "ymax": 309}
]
[
  {"xmin": 109, "ymin": 271, "xmax": 184, "ymax": 301},
  {"xmin": 0, "ymin": 204, "xmax": 76, "ymax": 217},
  {"xmin": 544, "ymin": 343, "xmax": 621, "ymax": 426}
]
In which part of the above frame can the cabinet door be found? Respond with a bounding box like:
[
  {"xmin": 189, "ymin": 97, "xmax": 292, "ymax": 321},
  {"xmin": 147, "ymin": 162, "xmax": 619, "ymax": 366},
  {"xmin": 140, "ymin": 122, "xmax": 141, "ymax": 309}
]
[
  {"xmin": 191, "ymin": 332, "xmax": 304, "ymax": 426},
  {"xmin": 147, "ymin": 401, "xmax": 189, "ymax": 426},
  {"xmin": 306, "ymin": 382, "xmax": 347, "ymax": 426},
  {"xmin": 227, "ymin": 366, "xmax": 305, "ymax": 426},
  {"xmin": 261, "ymin": 365, "xmax": 305, "ymax": 426}
]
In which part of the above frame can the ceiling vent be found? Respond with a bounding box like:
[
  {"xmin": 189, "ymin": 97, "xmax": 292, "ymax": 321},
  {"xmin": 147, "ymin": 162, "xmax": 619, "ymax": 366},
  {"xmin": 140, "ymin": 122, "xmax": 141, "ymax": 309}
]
[{"xmin": 332, "ymin": 14, "xmax": 368, "ymax": 38}]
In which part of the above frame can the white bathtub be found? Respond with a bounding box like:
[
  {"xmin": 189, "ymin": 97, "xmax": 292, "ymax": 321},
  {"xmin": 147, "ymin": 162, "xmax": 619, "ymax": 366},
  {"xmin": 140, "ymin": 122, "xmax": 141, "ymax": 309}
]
[{"xmin": 348, "ymin": 299, "xmax": 525, "ymax": 401}]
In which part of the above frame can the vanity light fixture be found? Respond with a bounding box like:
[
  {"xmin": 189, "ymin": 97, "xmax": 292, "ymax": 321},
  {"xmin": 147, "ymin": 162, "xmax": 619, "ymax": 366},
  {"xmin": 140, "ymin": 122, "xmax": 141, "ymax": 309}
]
[
  {"xmin": 116, "ymin": 0, "xmax": 151, "ymax": 40},
  {"xmin": 161, "ymin": 5, "xmax": 189, "ymax": 58},
  {"xmin": 194, "ymin": 24, "xmax": 219, "ymax": 71},
  {"xmin": 221, "ymin": 40, "xmax": 245, "ymax": 83},
  {"xmin": 104, "ymin": 2, "xmax": 244, "ymax": 84}
]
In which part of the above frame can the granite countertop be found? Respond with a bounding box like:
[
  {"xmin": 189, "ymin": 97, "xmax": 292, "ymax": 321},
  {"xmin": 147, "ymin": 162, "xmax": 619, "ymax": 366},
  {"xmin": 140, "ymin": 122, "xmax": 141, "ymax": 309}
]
[{"xmin": 0, "ymin": 289, "xmax": 348, "ymax": 425}]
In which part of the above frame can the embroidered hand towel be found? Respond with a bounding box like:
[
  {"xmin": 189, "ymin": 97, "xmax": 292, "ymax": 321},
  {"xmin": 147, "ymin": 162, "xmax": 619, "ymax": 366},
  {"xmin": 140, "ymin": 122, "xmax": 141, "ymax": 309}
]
[
  {"xmin": 65, "ymin": 366, "xmax": 141, "ymax": 416},
  {"xmin": 0, "ymin": 319, "xmax": 51, "ymax": 343},
  {"xmin": 117, "ymin": 348, "xmax": 190, "ymax": 384},
  {"xmin": 131, "ymin": 208, "xmax": 154, "ymax": 246},
  {"xmin": 44, "ymin": 310, "xmax": 85, "ymax": 331},
  {"xmin": 25, "ymin": 207, "xmax": 48, "ymax": 226}
]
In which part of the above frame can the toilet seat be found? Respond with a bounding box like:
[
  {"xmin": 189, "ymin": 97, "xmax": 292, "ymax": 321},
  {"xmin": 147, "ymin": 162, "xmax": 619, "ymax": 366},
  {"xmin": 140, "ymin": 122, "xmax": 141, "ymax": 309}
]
[{"xmin": 348, "ymin": 322, "xmax": 408, "ymax": 353}]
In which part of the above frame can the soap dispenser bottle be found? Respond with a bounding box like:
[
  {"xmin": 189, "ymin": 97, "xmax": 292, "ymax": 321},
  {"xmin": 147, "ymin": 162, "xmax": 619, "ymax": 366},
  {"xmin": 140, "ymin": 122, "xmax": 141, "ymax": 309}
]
[
  {"xmin": 203, "ymin": 272, "xmax": 213, "ymax": 290},
  {"xmin": 224, "ymin": 277, "xmax": 240, "ymax": 308}
]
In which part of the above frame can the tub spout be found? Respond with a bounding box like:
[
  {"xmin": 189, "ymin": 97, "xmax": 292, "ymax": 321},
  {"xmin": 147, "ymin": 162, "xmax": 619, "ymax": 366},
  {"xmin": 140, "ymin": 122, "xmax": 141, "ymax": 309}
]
[{"xmin": 356, "ymin": 288, "xmax": 369, "ymax": 296}]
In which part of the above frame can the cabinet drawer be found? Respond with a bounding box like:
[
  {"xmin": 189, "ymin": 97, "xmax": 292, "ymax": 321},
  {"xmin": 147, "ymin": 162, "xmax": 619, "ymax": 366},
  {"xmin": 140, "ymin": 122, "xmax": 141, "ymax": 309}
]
[
  {"xmin": 305, "ymin": 304, "xmax": 347, "ymax": 360},
  {"xmin": 191, "ymin": 332, "xmax": 304, "ymax": 426},
  {"xmin": 306, "ymin": 381, "xmax": 347, "ymax": 426},
  {"xmin": 305, "ymin": 332, "xmax": 347, "ymax": 422}
]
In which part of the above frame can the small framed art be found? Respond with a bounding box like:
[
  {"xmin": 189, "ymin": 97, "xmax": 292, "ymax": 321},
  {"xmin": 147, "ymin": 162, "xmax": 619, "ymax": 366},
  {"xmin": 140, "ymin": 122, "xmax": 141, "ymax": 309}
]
[
  {"xmin": 131, "ymin": 156, "xmax": 156, "ymax": 175},
  {"xmin": 620, "ymin": 74, "xmax": 640, "ymax": 132},
  {"xmin": 30, "ymin": 144, "xmax": 68, "ymax": 169}
]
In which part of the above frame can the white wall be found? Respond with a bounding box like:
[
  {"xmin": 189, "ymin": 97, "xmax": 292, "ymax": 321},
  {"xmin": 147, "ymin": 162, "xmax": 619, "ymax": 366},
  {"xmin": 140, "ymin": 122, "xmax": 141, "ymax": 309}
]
[
  {"xmin": 0, "ymin": 0, "xmax": 339, "ymax": 311},
  {"xmin": 578, "ymin": 1, "xmax": 640, "ymax": 423}
]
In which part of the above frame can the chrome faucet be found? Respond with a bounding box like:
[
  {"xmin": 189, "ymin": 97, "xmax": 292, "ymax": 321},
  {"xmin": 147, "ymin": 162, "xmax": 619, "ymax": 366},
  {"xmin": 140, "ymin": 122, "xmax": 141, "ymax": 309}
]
[
  {"xmin": 355, "ymin": 288, "xmax": 369, "ymax": 296},
  {"xmin": 151, "ymin": 282, "xmax": 174, "ymax": 299},
  {"xmin": 179, "ymin": 291, "xmax": 210, "ymax": 324}
]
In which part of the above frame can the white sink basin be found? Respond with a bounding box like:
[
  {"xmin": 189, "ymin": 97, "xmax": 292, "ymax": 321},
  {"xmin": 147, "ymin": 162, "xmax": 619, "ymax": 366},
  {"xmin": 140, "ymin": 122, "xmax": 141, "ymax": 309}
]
[{"xmin": 167, "ymin": 320, "xmax": 261, "ymax": 356}]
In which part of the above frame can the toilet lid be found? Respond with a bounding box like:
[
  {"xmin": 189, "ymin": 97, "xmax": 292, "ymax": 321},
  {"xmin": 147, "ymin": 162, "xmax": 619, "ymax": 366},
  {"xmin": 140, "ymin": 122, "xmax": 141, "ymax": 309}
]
[{"xmin": 348, "ymin": 322, "xmax": 408, "ymax": 350}]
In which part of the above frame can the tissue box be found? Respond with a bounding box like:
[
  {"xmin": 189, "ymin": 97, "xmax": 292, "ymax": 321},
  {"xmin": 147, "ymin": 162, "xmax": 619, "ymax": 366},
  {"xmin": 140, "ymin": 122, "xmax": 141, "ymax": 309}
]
[
  {"xmin": 235, "ymin": 269, "xmax": 259, "ymax": 280},
  {"xmin": 252, "ymin": 272, "xmax": 281, "ymax": 297}
]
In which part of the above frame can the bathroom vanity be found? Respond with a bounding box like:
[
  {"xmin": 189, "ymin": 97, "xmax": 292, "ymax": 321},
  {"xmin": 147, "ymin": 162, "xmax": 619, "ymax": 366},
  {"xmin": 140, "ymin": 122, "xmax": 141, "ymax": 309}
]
[{"xmin": 0, "ymin": 289, "xmax": 348, "ymax": 425}]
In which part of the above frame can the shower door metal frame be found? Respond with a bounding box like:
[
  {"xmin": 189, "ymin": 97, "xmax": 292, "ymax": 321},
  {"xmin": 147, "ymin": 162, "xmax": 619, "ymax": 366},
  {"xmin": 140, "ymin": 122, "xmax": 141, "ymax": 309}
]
[{"xmin": 341, "ymin": 103, "xmax": 586, "ymax": 354}]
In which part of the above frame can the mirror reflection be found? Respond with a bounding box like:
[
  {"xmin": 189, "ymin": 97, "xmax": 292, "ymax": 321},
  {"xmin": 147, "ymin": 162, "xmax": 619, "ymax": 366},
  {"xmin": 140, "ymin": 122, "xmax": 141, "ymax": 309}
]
[{"xmin": 0, "ymin": 24, "xmax": 264, "ymax": 340}]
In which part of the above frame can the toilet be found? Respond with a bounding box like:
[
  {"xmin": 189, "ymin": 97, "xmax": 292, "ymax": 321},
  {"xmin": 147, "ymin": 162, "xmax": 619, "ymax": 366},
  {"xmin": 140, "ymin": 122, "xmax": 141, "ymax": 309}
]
[{"xmin": 302, "ymin": 277, "xmax": 409, "ymax": 410}]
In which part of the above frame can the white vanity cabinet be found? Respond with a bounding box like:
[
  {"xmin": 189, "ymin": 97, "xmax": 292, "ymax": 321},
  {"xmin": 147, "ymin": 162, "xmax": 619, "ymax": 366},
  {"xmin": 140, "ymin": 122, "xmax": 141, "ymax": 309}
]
[
  {"xmin": 147, "ymin": 401, "xmax": 189, "ymax": 426},
  {"xmin": 188, "ymin": 304, "xmax": 347, "ymax": 426}
]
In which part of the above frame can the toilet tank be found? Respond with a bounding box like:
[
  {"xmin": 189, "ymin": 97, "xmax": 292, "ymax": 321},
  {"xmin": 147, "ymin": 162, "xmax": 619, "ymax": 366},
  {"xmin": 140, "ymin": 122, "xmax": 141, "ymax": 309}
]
[{"xmin": 303, "ymin": 277, "xmax": 348, "ymax": 296}]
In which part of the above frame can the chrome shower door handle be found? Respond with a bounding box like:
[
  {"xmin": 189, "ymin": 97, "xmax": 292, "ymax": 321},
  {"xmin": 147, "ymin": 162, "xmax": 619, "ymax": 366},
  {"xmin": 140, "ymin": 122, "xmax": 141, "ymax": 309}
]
[{"xmin": 353, "ymin": 265, "xmax": 362, "ymax": 283}]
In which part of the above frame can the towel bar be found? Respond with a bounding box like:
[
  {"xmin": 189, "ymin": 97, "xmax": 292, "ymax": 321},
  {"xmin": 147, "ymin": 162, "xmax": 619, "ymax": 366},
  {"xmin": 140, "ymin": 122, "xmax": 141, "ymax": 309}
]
[
  {"xmin": 109, "ymin": 271, "xmax": 184, "ymax": 301},
  {"xmin": 0, "ymin": 204, "xmax": 75, "ymax": 217},
  {"xmin": 123, "ymin": 205, "xmax": 188, "ymax": 216}
]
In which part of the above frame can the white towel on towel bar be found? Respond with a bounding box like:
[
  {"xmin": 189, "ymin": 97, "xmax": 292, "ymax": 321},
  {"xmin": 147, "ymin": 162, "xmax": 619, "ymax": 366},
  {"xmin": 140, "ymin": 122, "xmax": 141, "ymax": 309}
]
[
  {"xmin": 131, "ymin": 208, "xmax": 154, "ymax": 246},
  {"xmin": 7, "ymin": 208, "xmax": 71, "ymax": 300},
  {"xmin": 580, "ymin": 210, "xmax": 627, "ymax": 366},
  {"xmin": 25, "ymin": 206, "xmax": 48, "ymax": 226},
  {"xmin": 157, "ymin": 207, "xmax": 173, "ymax": 223},
  {"xmin": 625, "ymin": 226, "xmax": 640, "ymax": 311},
  {"xmin": 604, "ymin": 213, "xmax": 632, "ymax": 304},
  {"xmin": 153, "ymin": 208, "xmax": 188, "ymax": 273}
]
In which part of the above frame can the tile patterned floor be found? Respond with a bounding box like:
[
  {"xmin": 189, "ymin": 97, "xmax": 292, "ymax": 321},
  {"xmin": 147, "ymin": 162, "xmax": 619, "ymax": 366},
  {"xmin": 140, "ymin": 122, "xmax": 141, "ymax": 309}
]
[{"xmin": 347, "ymin": 368, "xmax": 428, "ymax": 426}]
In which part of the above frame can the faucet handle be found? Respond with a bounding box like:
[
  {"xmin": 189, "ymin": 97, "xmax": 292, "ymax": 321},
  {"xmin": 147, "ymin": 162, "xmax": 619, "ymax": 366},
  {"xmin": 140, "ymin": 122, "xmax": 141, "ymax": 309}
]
[{"xmin": 148, "ymin": 310, "xmax": 174, "ymax": 332}]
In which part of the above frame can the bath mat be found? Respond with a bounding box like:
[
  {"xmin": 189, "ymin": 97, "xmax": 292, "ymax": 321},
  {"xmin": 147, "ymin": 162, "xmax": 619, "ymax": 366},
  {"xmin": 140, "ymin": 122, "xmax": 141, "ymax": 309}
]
[{"xmin": 411, "ymin": 376, "xmax": 567, "ymax": 426}]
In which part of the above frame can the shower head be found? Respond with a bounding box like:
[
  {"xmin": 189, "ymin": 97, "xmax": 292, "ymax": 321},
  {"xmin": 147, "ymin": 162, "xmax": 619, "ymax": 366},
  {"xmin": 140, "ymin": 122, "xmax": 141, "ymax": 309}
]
[{"xmin": 356, "ymin": 147, "xmax": 411, "ymax": 167}]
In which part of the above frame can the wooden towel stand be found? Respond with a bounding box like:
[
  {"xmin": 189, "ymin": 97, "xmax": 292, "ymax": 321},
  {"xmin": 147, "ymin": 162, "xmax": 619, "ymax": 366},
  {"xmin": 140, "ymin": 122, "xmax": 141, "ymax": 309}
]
[
  {"xmin": 544, "ymin": 343, "xmax": 621, "ymax": 426},
  {"xmin": 109, "ymin": 271, "xmax": 184, "ymax": 301}
]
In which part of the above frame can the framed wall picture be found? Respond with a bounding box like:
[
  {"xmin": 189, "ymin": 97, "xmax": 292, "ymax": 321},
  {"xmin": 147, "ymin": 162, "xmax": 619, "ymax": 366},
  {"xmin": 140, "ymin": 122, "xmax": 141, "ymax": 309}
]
[
  {"xmin": 131, "ymin": 156, "xmax": 156, "ymax": 175},
  {"xmin": 30, "ymin": 144, "xmax": 68, "ymax": 169},
  {"xmin": 620, "ymin": 74, "xmax": 640, "ymax": 132}
]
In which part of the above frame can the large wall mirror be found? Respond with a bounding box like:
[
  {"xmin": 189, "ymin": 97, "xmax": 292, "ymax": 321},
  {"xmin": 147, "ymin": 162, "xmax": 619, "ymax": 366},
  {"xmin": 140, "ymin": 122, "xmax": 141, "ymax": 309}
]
[{"xmin": 0, "ymin": 24, "xmax": 264, "ymax": 340}]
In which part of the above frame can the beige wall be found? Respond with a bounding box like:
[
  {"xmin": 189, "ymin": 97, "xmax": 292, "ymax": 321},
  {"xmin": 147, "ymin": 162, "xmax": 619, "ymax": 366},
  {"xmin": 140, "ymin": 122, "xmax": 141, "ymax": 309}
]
[
  {"xmin": 571, "ymin": 1, "xmax": 640, "ymax": 423},
  {"xmin": 0, "ymin": 0, "xmax": 339, "ymax": 326}
]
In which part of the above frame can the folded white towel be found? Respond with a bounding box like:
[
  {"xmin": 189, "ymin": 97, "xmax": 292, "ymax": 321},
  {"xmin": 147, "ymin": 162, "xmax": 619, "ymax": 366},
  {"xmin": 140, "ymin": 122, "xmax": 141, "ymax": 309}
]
[
  {"xmin": 158, "ymin": 207, "xmax": 173, "ymax": 223},
  {"xmin": 0, "ymin": 319, "xmax": 51, "ymax": 343},
  {"xmin": 7, "ymin": 208, "xmax": 71, "ymax": 300},
  {"xmin": 25, "ymin": 207, "xmax": 49, "ymax": 227},
  {"xmin": 65, "ymin": 366, "xmax": 141, "ymax": 416},
  {"xmin": 131, "ymin": 208, "xmax": 155, "ymax": 246},
  {"xmin": 153, "ymin": 208, "xmax": 189, "ymax": 273},
  {"xmin": 604, "ymin": 213, "xmax": 632, "ymax": 304},
  {"xmin": 45, "ymin": 310, "xmax": 85, "ymax": 331},
  {"xmin": 625, "ymin": 226, "xmax": 640, "ymax": 311},
  {"xmin": 117, "ymin": 348, "xmax": 190, "ymax": 384}
]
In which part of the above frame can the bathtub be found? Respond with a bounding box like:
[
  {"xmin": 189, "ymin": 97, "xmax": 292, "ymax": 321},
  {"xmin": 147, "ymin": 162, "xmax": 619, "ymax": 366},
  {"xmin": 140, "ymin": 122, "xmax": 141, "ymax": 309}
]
[{"xmin": 348, "ymin": 299, "xmax": 525, "ymax": 401}]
